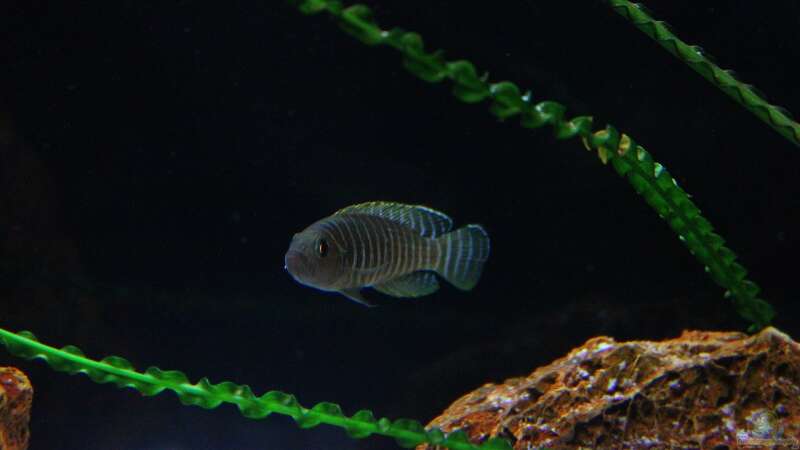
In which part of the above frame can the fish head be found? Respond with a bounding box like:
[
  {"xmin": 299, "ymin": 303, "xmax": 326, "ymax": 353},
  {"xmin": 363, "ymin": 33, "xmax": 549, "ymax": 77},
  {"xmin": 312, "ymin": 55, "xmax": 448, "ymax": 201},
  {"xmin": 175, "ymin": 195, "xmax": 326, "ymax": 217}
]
[{"xmin": 285, "ymin": 221, "xmax": 347, "ymax": 290}]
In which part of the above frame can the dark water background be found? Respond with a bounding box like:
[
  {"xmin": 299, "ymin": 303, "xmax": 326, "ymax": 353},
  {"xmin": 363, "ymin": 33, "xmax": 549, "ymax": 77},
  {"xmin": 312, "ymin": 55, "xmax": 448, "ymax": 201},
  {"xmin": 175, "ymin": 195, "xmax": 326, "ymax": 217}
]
[{"xmin": 2, "ymin": 1, "xmax": 799, "ymax": 449}]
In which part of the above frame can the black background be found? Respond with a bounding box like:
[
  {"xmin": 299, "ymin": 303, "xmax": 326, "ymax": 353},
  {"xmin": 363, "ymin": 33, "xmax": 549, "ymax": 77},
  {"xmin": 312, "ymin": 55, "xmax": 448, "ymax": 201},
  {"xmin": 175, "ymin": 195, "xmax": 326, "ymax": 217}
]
[{"xmin": 2, "ymin": 1, "xmax": 799, "ymax": 449}]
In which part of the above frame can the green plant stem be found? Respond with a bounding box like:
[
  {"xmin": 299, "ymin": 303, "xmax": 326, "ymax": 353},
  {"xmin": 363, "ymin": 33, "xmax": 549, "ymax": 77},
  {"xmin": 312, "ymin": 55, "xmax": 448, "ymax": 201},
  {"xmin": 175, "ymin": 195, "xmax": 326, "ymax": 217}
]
[
  {"xmin": 290, "ymin": 0, "xmax": 775, "ymax": 330},
  {"xmin": 608, "ymin": 0, "xmax": 800, "ymax": 148},
  {"xmin": 0, "ymin": 327, "xmax": 512, "ymax": 450}
]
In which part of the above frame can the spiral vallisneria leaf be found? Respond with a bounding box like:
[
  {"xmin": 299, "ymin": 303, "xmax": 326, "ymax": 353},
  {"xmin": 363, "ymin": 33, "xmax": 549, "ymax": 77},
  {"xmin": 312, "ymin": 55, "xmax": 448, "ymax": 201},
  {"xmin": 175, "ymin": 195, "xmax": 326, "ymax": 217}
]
[
  {"xmin": 607, "ymin": 0, "xmax": 800, "ymax": 148},
  {"xmin": 289, "ymin": 0, "xmax": 775, "ymax": 330},
  {"xmin": 0, "ymin": 327, "xmax": 514, "ymax": 450}
]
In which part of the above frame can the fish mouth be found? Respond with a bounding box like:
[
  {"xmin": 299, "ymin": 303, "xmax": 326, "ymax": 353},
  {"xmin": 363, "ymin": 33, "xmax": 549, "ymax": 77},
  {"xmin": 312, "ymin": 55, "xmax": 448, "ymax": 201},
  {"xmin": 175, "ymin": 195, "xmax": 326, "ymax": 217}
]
[{"xmin": 284, "ymin": 250, "xmax": 311, "ymax": 281}]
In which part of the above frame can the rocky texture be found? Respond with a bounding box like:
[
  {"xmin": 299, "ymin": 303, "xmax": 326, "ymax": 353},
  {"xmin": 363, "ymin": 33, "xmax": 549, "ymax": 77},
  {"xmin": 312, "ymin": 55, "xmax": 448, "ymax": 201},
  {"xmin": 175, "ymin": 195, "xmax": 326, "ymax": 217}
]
[
  {"xmin": 419, "ymin": 327, "xmax": 800, "ymax": 450},
  {"xmin": 0, "ymin": 367, "xmax": 32, "ymax": 450}
]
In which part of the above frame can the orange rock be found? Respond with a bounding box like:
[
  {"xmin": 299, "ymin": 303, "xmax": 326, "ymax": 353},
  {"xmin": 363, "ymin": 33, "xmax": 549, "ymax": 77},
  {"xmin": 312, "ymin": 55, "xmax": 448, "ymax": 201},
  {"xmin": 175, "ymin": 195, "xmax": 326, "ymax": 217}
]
[
  {"xmin": 0, "ymin": 367, "xmax": 32, "ymax": 450},
  {"xmin": 420, "ymin": 327, "xmax": 800, "ymax": 450}
]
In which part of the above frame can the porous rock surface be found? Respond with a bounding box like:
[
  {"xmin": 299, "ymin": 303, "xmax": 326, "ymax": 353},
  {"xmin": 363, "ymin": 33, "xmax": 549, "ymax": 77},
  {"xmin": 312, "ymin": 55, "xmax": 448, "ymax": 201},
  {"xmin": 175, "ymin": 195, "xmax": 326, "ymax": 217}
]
[
  {"xmin": 419, "ymin": 327, "xmax": 800, "ymax": 450},
  {"xmin": 0, "ymin": 367, "xmax": 31, "ymax": 450}
]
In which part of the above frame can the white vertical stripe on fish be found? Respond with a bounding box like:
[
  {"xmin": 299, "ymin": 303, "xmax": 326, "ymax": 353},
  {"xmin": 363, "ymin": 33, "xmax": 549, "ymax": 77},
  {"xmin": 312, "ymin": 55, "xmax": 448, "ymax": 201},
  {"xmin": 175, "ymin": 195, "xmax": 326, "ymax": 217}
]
[
  {"xmin": 372, "ymin": 216, "xmax": 382, "ymax": 267},
  {"xmin": 404, "ymin": 232, "xmax": 414, "ymax": 275},
  {"xmin": 361, "ymin": 218, "xmax": 373, "ymax": 283},
  {"xmin": 397, "ymin": 226, "xmax": 406, "ymax": 275},
  {"xmin": 341, "ymin": 218, "xmax": 358, "ymax": 271},
  {"xmin": 414, "ymin": 238, "xmax": 425, "ymax": 269},
  {"xmin": 398, "ymin": 227, "xmax": 409, "ymax": 277},
  {"xmin": 412, "ymin": 235, "xmax": 420, "ymax": 272},
  {"xmin": 383, "ymin": 222, "xmax": 394, "ymax": 278},
  {"xmin": 327, "ymin": 219, "xmax": 346, "ymax": 264},
  {"xmin": 326, "ymin": 220, "xmax": 346, "ymax": 256},
  {"xmin": 434, "ymin": 237, "xmax": 442, "ymax": 271},
  {"xmin": 394, "ymin": 227, "xmax": 403, "ymax": 278},
  {"xmin": 425, "ymin": 212, "xmax": 435, "ymax": 236},
  {"xmin": 411, "ymin": 235, "xmax": 418, "ymax": 274},
  {"xmin": 346, "ymin": 219, "xmax": 362, "ymax": 286},
  {"xmin": 360, "ymin": 219, "xmax": 372, "ymax": 284},
  {"xmin": 387, "ymin": 223, "xmax": 398, "ymax": 279},
  {"xmin": 370, "ymin": 216, "xmax": 386, "ymax": 284},
  {"xmin": 384, "ymin": 220, "xmax": 392, "ymax": 270},
  {"xmin": 374, "ymin": 216, "xmax": 388, "ymax": 284},
  {"xmin": 363, "ymin": 218, "xmax": 375, "ymax": 284},
  {"xmin": 325, "ymin": 222, "xmax": 340, "ymax": 251},
  {"xmin": 444, "ymin": 235, "xmax": 454, "ymax": 280},
  {"xmin": 354, "ymin": 218, "xmax": 366, "ymax": 270},
  {"xmin": 407, "ymin": 213, "xmax": 417, "ymax": 236},
  {"xmin": 362, "ymin": 216, "xmax": 374, "ymax": 269},
  {"xmin": 452, "ymin": 238, "xmax": 462, "ymax": 280},
  {"xmin": 349, "ymin": 218, "xmax": 361, "ymax": 285},
  {"xmin": 401, "ymin": 232, "xmax": 411, "ymax": 275},
  {"xmin": 425, "ymin": 238, "xmax": 432, "ymax": 269},
  {"xmin": 397, "ymin": 231, "xmax": 406, "ymax": 277},
  {"xmin": 394, "ymin": 226, "xmax": 403, "ymax": 278},
  {"xmin": 360, "ymin": 216, "xmax": 373, "ymax": 284},
  {"xmin": 373, "ymin": 218, "xmax": 383, "ymax": 271},
  {"xmin": 465, "ymin": 236, "xmax": 474, "ymax": 279}
]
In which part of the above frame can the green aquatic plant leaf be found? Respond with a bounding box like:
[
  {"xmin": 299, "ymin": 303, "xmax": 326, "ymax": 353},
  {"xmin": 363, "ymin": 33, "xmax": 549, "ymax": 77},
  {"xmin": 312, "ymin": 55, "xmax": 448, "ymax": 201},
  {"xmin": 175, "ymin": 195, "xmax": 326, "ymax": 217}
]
[
  {"xmin": 289, "ymin": 0, "xmax": 775, "ymax": 330},
  {"xmin": 1, "ymin": 2, "xmax": 785, "ymax": 449},
  {"xmin": 346, "ymin": 409, "xmax": 377, "ymax": 438},
  {"xmin": 0, "ymin": 327, "xmax": 514, "ymax": 450},
  {"xmin": 608, "ymin": 0, "xmax": 800, "ymax": 148},
  {"xmin": 449, "ymin": 60, "xmax": 490, "ymax": 103}
]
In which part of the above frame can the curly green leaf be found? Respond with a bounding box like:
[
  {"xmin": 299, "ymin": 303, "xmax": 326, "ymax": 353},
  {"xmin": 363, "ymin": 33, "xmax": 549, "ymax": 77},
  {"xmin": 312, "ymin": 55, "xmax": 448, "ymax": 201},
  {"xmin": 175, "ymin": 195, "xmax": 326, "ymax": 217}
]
[
  {"xmin": 608, "ymin": 0, "xmax": 800, "ymax": 148},
  {"xmin": 0, "ymin": 327, "xmax": 513, "ymax": 450},
  {"xmin": 289, "ymin": 0, "xmax": 775, "ymax": 329}
]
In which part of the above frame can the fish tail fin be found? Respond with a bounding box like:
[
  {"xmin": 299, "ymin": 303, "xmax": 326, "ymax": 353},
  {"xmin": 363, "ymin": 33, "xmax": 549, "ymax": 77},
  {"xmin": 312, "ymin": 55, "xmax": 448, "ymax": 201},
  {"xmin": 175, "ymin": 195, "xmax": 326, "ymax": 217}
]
[{"xmin": 434, "ymin": 224, "xmax": 490, "ymax": 290}]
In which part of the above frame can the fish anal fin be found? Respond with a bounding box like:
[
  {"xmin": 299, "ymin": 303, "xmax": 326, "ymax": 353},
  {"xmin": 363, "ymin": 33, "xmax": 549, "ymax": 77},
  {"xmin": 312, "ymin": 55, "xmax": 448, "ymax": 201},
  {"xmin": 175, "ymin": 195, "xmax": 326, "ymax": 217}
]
[
  {"xmin": 339, "ymin": 288, "xmax": 377, "ymax": 307},
  {"xmin": 374, "ymin": 271, "xmax": 440, "ymax": 298},
  {"xmin": 334, "ymin": 201, "xmax": 453, "ymax": 238}
]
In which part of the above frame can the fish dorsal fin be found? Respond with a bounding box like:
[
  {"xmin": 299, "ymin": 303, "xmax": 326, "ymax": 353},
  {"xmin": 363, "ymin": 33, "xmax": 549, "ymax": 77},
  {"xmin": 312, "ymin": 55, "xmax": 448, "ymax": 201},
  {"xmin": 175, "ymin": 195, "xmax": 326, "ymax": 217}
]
[
  {"xmin": 334, "ymin": 201, "xmax": 453, "ymax": 238},
  {"xmin": 373, "ymin": 271, "xmax": 440, "ymax": 298}
]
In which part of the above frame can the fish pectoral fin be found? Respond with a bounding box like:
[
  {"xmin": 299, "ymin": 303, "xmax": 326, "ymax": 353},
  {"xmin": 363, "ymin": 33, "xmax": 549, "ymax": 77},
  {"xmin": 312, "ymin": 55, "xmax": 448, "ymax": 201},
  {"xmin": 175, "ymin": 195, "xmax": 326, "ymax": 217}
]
[
  {"xmin": 374, "ymin": 271, "xmax": 440, "ymax": 299},
  {"xmin": 339, "ymin": 288, "xmax": 377, "ymax": 307}
]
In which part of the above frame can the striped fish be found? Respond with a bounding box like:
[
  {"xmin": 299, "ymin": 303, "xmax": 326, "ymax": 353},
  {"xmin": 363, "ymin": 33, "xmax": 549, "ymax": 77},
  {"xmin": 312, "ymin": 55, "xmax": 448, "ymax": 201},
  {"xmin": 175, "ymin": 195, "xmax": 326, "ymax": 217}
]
[{"xmin": 284, "ymin": 201, "xmax": 490, "ymax": 306}]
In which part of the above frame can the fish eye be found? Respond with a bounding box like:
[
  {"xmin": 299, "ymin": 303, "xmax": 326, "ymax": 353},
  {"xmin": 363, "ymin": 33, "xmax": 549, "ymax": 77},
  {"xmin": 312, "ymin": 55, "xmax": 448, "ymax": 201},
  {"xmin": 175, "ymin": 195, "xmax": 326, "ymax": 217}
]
[{"xmin": 317, "ymin": 239, "xmax": 328, "ymax": 257}]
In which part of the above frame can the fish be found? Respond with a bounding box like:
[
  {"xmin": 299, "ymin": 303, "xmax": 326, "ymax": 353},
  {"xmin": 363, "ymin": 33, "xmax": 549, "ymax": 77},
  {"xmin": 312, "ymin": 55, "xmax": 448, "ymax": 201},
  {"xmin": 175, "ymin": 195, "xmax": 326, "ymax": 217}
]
[{"xmin": 284, "ymin": 201, "xmax": 490, "ymax": 306}]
